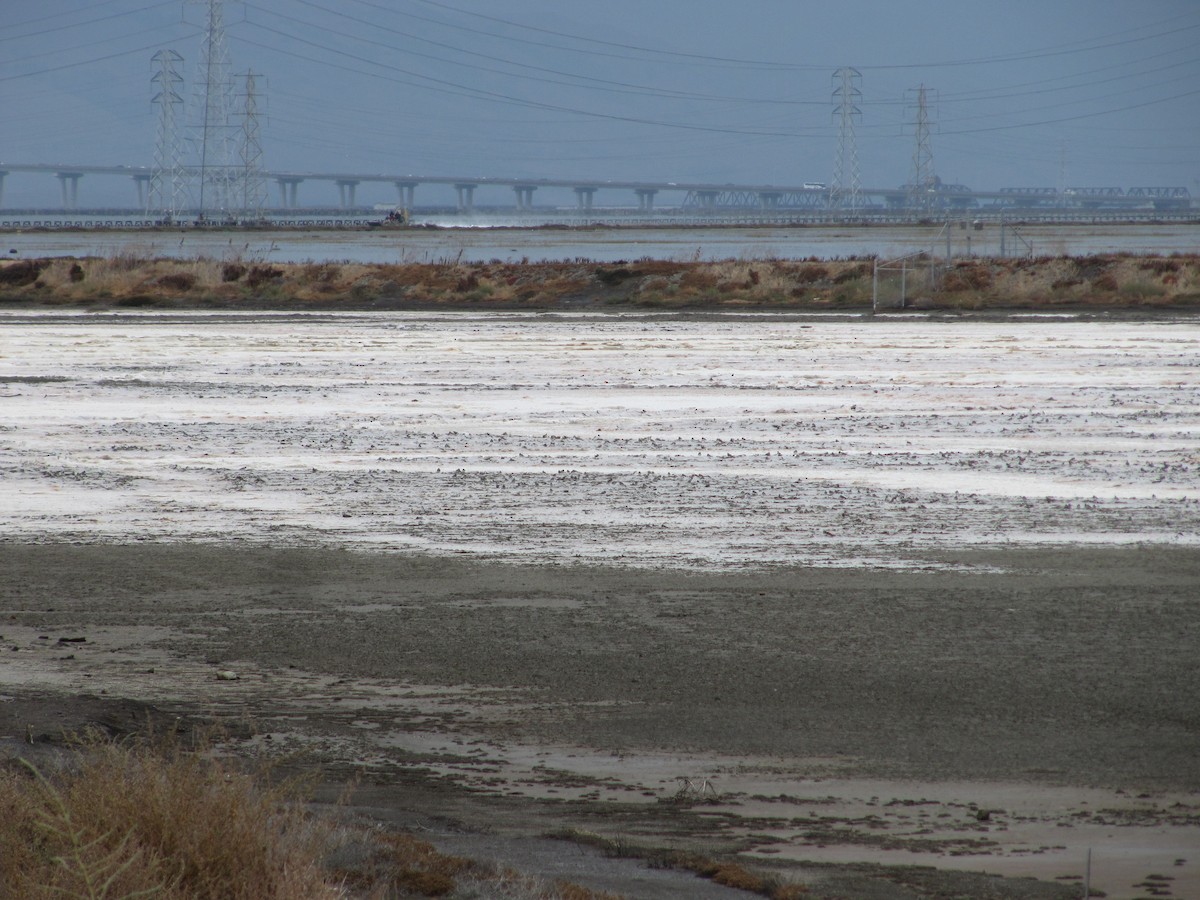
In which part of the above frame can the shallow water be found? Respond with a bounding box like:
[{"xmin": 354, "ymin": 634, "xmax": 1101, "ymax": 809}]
[
  {"xmin": 2, "ymin": 311, "xmax": 1196, "ymax": 569},
  {"xmin": 2, "ymin": 221, "xmax": 1196, "ymax": 263}
]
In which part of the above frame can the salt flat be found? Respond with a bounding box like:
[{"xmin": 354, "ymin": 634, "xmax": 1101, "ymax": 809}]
[
  {"xmin": 2, "ymin": 311, "xmax": 1197, "ymax": 568},
  {"xmin": 3, "ymin": 310, "xmax": 1200, "ymax": 898}
]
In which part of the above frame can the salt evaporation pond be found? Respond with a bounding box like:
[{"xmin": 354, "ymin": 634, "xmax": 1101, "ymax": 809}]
[
  {"xmin": 3, "ymin": 221, "xmax": 1197, "ymax": 263},
  {"xmin": 2, "ymin": 311, "xmax": 1196, "ymax": 569}
]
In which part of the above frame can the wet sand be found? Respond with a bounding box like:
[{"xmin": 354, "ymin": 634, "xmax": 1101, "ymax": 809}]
[{"xmin": 3, "ymin": 543, "xmax": 1198, "ymax": 898}]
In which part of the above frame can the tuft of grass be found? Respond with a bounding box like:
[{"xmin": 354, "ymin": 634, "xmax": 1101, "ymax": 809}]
[
  {"xmin": 1118, "ymin": 278, "xmax": 1167, "ymax": 300},
  {"xmin": 0, "ymin": 732, "xmax": 341, "ymax": 900},
  {"xmin": 0, "ymin": 727, "xmax": 636, "ymax": 900},
  {"xmin": 547, "ymin": 829, "xmax": 807, "ymax": 899}
]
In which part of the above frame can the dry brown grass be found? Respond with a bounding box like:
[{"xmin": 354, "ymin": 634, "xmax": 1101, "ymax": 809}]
[
  {"xmin": 549, "ymin": 829, "xmax": 807, "ymax": 899},
  {"xmin": 2, "ymin": 252, "xmax": 1198, "ymax": 311},
  {"xmin": 0, "ymin": 733, "xmax": 340, "ymax": 900},
  {"xmin": 0, "ymin": 731, "xmax": 634, "ymax": 900}
]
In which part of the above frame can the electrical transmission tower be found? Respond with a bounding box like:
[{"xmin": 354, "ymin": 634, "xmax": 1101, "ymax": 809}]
[
  {"xmin": 906, "ymin": 84, "xmax": 937, "ymax": 213},
  {"xmin": 830, "ymin": 67, "xmax": 863, "ymax": 213},
  {"xmin": 150, "ymin": 49, "xmax": 186, "ymax": 221},
  {"xmin": 190, "ymin": 0, "xmax": 236, "ymax": 221},
  {"xmin": 237, "ymin": 70, "xmax": 267, "ymax": 221}
]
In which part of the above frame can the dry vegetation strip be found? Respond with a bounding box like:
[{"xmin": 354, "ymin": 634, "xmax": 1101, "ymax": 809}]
[
  {"xmin": 0, "ymin": 731, "xmax": 624, "ymax": 900},
  {"xmin": 1, "ymin": 253, "xmax": 1197, "ymax": 310},
  {"xmin": 550, "ymin": 828, "xmax": 811, "ymax": 899}
]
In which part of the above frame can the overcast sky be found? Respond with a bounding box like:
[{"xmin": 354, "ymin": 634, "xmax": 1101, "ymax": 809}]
[{"xmin": 2, "ymin": 0, "xmax": 1198, "ymax": 208}]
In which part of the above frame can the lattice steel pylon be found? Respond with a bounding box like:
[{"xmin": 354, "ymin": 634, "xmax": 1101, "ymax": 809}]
[
  {"xmin": 830, "ymin": 67, "xmax": 862, "ymax": 213},
  {"xmin": 189, "ymin": 0, "xmax": 236, "ymax": 221},
  {"xmin": 237, "ymin": 70, "xmax": 267, "ymax": 221},
  {"xmin": 150, "ymin": 49, "xmax": 186, "ymax": 221},
  {"xmin": 907, "ymin": 84, "xmax": 937, "ymax": 213}
]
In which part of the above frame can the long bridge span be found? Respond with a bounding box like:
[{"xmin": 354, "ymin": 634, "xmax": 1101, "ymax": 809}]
[{"xmin": 0, "ymin": 162, "xmax": 1192, "ymax": 216}]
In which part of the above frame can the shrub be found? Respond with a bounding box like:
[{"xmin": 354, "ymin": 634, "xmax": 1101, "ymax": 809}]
[
  {"xmin": 0, "ymin": 260, "xmax": 47, "ymax": 286},
  {"xmin": 0, "ymin": 735, "xmax": 339, "ymax": 899},
  {"xmin": 596, "ymin": 267, "xmax": 632, "ymax": 284},
  {"xmin": 246, "ymin": 265, "xmax": 284, "ymax": 288},
  {"xmin": 794, "ymin": 263, "xmax": 829, "ymax": 284},
  {"xmin": 1118, "ymin": 279, "xmax": 1166, "ymax": 299},
  {"xmin": 155, "ymin": 272, "xmax": 196, "ymax": 292},
  {"xmin": 942, "ymin": 264, "xmax": 992, "ymax": 292},
  {"xmin": 959, "ymin": 263, "xmax": 992, "ymax": 289},
  {"xmin": 1139, "ymin": 258, "xmax": 1181, "ymax": 274},
  {"xmin": 222, "ymin": 263, "xmax": 247, "ymax": 282},
  {"xmin": 941, "ymin": 271, "xmax": 971, "ymax": 292},
  {"xmin": 712, "ymin": 863, "xmax": 767, "ymax": 892},
  {"xmin": 679, "ymin": 269, "xmax": 719, "ymax": 290},
  {"xmin": 301, "ymin": 263, "xmax": 341, "ymax": 283},
  {"xmin": 833, "ymin": 263, "xmax": 870, "ymax": 284}
]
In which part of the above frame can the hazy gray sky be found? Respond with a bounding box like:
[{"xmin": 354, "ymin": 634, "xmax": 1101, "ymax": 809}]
[{"xmin": 2, "ymin": 0, "xmax": 1197, "ymax": 207}]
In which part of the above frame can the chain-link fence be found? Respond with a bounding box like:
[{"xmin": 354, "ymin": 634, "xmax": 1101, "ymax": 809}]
[{"xmin": 872, "ymin": 252, "xmax": 941, "ymax": 310}]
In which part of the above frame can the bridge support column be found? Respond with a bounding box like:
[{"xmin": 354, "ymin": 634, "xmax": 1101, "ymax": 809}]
[
  {"xmin": 276, "ymin": 177, "xmax": 303, "ymax": 208},
  {"xmin": 394, "ymin": 181, "xmax": 417, "ymax": 208},
  {"xmin": 454, "ymin": 183, "xmax": 477, "ymax": 212},
  {"xmin": 56, "ymin": 171, "xmax": 83, "ymax": 209},
  {"xmin": 512, "ymin": 185, "xmax": 536, "ymax": 210},
  {"xmin": 634, "ymin": 188, "xmax": 657, "ymax": 211},
  {"xmin": 132, "ymin": 173, "xmax": 151, "ymax": 210},
  {"xmin": 696, "ymin": 189, "xmax": 719, "ymax": 210},
  {"xmin": 573, "ymin": 186, "xmax": 596, "ymax": 211},
  {"xmin": 336, "ymin": 179, "xmax": 360, "ymax": 208},
  {"xmin": 0, "ymin": 171, "xmax": 6, "ymax": 208},
  {"xmin": 758, "ymin": 191, "xmax": 781, "ymax": 210}
]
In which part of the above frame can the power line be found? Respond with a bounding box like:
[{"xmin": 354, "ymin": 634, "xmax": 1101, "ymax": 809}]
[
  {"xmin": 273, "ymin": 0, "xmax": 819, "ymax": 106},
  {"xmin": 0, "ymin": 0, "xmax": 176, "ymax": 42},
  {"xmin": 1, "ymin": 23, "xmax": 188, "ymax": 68},
  {"xmin": 0, "ymin": 32, "xmax": 200, "ymax": 82},
  {"xmin": 938, "ymin": 87, "xmax": 1200, "ymax": 136},
  {"xmin": 406, "ymin": 0, "xmax": 1200, "ymax": 72},
  {"xmin": 233, "ymin": 25, "xmax": 815, "ymax": 138}
]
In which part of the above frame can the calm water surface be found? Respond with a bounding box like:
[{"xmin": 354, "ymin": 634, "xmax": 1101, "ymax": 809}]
[{"xmin": 2, "ymin": 222, "xmax": 1196, "ymax": 264}]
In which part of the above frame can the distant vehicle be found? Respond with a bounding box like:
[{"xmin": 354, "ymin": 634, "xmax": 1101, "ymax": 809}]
[
  {"xmin": 803, "ymin": 182, "xmax": 826, "ymax": 190},
  {"xmin": 369, "ymin": 207, "xmax": 409, "ymax": 228}
]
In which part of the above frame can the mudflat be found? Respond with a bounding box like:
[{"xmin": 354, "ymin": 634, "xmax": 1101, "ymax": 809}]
[
  {"xmin": 3, "ymin": 542, "xmax": 1198, "ymax": 898},
  {"xmin": 3, "ymin": 306, "xmax": 1197, "ymax": 897}
]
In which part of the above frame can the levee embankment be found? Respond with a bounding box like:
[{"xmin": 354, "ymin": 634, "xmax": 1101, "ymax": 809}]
[{"xmin": 2, "ymin": 253, "xmax": 1198, "ymax": 312}]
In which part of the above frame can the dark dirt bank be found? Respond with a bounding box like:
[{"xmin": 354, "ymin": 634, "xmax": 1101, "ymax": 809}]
[
  {"xmin": 1, "ymin": 253, "xmax": 1198, "ymax": 312},
  {"xmin": 3, "ymin": 542, "xmax": 1198, "ymax": 898},
  {"xmin": 4, "ymin": 542, "xmax": 1197, "ymax": 786}
]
